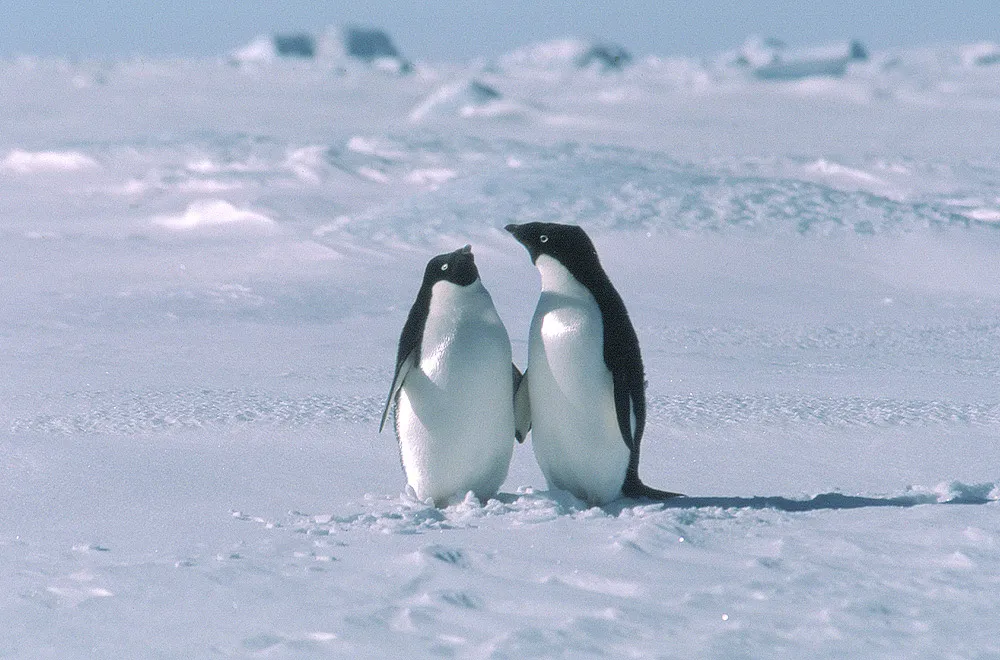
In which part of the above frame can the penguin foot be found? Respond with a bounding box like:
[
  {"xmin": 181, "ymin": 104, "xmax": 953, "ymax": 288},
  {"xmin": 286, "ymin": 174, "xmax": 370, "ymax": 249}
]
[{"xmin": 621, "ymin": 480, "xmax": 685, "ymax": 501}]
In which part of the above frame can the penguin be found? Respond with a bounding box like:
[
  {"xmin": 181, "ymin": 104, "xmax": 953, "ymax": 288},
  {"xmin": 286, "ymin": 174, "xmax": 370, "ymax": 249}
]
[
  {"xmin": 505, "ymin": 222, "xmax": 682, "ymax": 506},
  {"xmin": 379, "ymin": 245, "xmax": 524, "ymax": 506}
]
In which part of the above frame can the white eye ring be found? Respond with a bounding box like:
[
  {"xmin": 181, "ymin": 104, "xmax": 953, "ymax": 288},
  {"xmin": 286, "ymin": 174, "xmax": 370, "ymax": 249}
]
[
  {"xmin": 441, "ymin": 263, "xmax": 449, "ymax": 271},
  {"xmin": 539, "ymin": 235, "xmax": 549, "ymax": 243}
]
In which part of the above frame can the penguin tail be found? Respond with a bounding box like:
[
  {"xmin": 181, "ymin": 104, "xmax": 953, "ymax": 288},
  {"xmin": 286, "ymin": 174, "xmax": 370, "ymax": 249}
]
[{"xmin": 621, "ymin": 477, "xmax": 684, "ymax": 501}]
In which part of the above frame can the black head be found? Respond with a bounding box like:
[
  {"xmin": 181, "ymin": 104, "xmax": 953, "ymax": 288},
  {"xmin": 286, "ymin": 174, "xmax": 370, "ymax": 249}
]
[
  {"xmin": 422, "ymin": 244, "xmax": 479, "ymax": 288},
  {"xmin": 505, "ymin": 221, "xmax": 601, "ymax": 274}
]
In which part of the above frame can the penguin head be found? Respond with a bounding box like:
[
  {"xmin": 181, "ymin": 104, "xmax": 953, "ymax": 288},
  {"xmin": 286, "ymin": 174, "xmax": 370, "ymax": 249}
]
[
  {"xmin": 423, "ymin": 244, "xmax": 479, "ymax": 288},
  {"xmin": 504, "ymin": 222, "xmax": 601, "ymax": 273}
]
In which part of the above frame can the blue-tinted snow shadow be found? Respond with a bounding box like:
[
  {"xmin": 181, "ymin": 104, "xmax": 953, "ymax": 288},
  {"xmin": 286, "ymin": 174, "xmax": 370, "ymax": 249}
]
[{"xmin": 621, "ymin": 486, "xmax": 997, "ymax": 513}]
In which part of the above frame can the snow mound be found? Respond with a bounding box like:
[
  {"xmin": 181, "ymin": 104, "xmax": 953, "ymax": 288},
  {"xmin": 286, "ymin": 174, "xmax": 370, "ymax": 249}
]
[
  {"xmin": 499, "ymin": 38, "xmax": 632, "ymax": 72},
  {"xmin": 341, "ymin": 143, "xmax": 995, "ymax": 241},
  {"xmin": 925, "ymin": 481, "xmax": 1000, "ymax": 503},
  {"xmin": 409, "ymin": 79, "xmax": 524, "ymax": 122},
  {"xmin": 575, "ymin": 43, "xmax": 633, "ymax": 71},
  {"xmin": 961, "ymin": 207, "xmax": 1000, "ymax": 223},
  {"xmin": 230, "ymin": 36, "xmax": 280, "ymax": 64},
  {"xmin": 1, "ymin": 149, "xmax": 99, "ymax": 173},
  {"xmin": 502, "ymin": 38, "xmax": 588, "ymax": 67},
  {"xmin": 231, "ymin": 33, "xmax": 317, "ymax": 63},
  {"xmin": 152, "ymin": 199, "xmax": 275, "ymax": 231},
  {"xmin": 960, "ymin": 42, "xmax": 1000, "ymax": 67}
]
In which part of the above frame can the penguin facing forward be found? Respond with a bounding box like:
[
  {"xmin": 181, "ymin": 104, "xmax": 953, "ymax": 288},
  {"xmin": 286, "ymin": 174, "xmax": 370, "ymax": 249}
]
[
  {"xmin": 505, "ymin": 222, "xmax": 682, "ymax": 506},
  {"xmin": 379, "ymin": 245, "xmax": 524, "ymax": 506}
]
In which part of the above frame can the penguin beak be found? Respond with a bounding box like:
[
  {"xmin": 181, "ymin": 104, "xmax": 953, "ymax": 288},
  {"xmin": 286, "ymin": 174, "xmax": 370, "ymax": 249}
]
[
  {"xmin": 505, "ymin": 223, "xmax": 536, "ymax": 261},
  {"xmin": 454, "ymin": 244, "xmax": 475, "ymax": 269}
]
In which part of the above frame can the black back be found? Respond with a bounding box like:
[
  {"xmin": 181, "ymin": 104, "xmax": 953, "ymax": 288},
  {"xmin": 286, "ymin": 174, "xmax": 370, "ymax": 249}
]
[{"xmin": 504, "ymin": 223, "xmax": 645, "ymax": 454}]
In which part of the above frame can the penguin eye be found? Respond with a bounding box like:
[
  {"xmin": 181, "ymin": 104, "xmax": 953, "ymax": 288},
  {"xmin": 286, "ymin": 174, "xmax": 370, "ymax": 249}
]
[
  {"xmin": 539, "ymin": 235, "xmax": 549, "ymax": 243},
  {"xmin": 441, "ymin": 263, "xmax": 449, "ymax": 271}
]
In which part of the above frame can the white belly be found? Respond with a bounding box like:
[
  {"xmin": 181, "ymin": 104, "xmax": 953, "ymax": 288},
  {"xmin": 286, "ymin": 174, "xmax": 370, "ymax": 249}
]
[
  {"xmin": 396, "ymin": 281, "xmax": 515, "ymax": 505},
  {"xmin": 526, "ymin": 261, "xmax": 629, "ymax": 505}
]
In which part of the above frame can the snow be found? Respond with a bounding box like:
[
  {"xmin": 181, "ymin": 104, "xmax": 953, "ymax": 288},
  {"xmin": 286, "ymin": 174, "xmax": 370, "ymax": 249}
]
[
  {"xmin": 3, "ymin": 38, "xmax": 1000, "ymax": 658},
  {"xmin": 1, "ymin": 148, "xmax": 99, "ymax": 173},
  {"xmin": 152, "ymin": 199, "xmax": 276, "ymax": 231},
  {"xmin": 230, "ymin": 36, "xmax": 281, "ymax": 64},
  {"xmin": 409, "ymin": 79, "xmax": 519, "ymax": 123},
  {"xmin": 497, "ymin": 38, "xmax": 633, "ymax": 73}
]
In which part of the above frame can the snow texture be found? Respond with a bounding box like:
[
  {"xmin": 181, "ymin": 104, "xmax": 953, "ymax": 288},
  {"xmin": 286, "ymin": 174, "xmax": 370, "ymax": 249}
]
[{"xmin": 3, "ymin": 37, "xmax": 1000, "ymax": 658}]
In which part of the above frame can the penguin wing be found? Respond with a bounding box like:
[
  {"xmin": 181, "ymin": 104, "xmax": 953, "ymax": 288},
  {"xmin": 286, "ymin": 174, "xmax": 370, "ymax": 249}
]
[
  {"xmin": 380, "ymin": 282, "xmax": 431, "ymax": 434},
  {"xmin": 379, "ymin": 349, "xmax": 416, "ymax": 433},
  {"xmin": 512, "ymin": 364, "xmax": 531, "ymax": 443},
  {"xmin": 597, "ymin": 287, "xmax": 646, "ymax": 452},
  {"xmin": 612, "ymin": 372, "xmax": 644, "ymax": 451}
]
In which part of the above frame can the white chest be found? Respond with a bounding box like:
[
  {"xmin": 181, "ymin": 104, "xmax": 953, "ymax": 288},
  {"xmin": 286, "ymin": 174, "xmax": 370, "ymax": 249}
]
[
  {"xmin": 420, "ymin": 280, "xmax": 508, "ymax": 380},
  {"xmin": 529, "ymin": 255, "xmax": 607, "ymax": 391},
  {"xmin": 395, "ymin": 279, "xmax": 515, "ymax": 505},
  {"xmin": 525, "ymin": 256, "xmax": 629, "ymax": 505}
]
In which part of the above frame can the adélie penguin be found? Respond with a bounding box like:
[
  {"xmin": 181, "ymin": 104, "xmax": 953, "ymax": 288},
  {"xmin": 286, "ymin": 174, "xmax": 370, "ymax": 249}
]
[
  {"xmin": 505, "ymin": 222, "xmax": 682, "ymax": 506},
  {"xmin": 379, "ymin": 245, "xmax": 526, "ymax": 506}
]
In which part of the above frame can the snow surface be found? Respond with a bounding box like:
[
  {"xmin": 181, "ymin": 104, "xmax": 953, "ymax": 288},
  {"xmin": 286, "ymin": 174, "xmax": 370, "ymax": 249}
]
[{"xmin": 2, "ymin": 41, "xmax": 1000, "ymax": 658}]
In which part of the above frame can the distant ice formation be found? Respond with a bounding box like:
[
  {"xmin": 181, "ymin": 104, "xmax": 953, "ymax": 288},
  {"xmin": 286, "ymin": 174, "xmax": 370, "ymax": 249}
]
[
  {"xmin": 273, "ymin": 33, "xmax": 316, "ymax": 59},
  {"xmin": 728, "ymin": 37, "xmax": 869, "ymax": 81},
  {"xmin": 230, "ymin": 25, "xmax": 411, "ymax": 73},
  {"xmin": 340, "ymin": 26, "xmax": 412, "ymax": 73}
]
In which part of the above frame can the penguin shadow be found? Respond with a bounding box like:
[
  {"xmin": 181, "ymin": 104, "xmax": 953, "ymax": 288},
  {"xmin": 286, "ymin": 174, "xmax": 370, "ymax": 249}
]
[
  {"xmin": 495, "ymin": 484, "xmax": 996, "ymax": 514},
  {"xmin": 607, "ymin": 486, "xmax": 997, "ymax": 514}
]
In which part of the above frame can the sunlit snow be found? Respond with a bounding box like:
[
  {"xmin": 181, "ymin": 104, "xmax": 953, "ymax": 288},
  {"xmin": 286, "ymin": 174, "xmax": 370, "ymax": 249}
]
[{"xmin": 2, "ymin": 36, "xmax": 1000, "ymax": 658}]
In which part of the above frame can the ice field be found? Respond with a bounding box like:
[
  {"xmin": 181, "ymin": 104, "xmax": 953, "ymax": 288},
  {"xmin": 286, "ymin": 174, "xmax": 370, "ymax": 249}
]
[{"xmin": 3, "ymin": 37, "xmax": 1000, "ymax": 657}]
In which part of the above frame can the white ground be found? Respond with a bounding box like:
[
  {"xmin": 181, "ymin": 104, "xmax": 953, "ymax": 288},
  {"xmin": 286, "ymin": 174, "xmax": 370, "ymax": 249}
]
[{"xmin": 3, "ymin": 44, "xmax": 1000, "ymax": 658}]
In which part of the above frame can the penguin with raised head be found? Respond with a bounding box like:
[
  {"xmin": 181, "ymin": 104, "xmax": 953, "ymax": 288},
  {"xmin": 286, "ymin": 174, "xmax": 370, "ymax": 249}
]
[
  {"xmin": 379, "ymin": 245, "xmax": 524, "ymax": 506},
  {"xmin": 505, "ymin": 222, "xmax": 682, "ymax": 506}
]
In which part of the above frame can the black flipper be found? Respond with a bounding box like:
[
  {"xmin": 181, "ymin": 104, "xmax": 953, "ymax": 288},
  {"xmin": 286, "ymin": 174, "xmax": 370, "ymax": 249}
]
[{"xmin": 379, "ymin": 349, "xmax": 416, "ymax": 433}]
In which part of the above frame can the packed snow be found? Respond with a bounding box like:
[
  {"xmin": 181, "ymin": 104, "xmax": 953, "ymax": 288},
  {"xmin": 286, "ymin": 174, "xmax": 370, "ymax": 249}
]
[{"xmin": 2, "ymin": 34, "xmax": 1000, "ymax": 658}]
